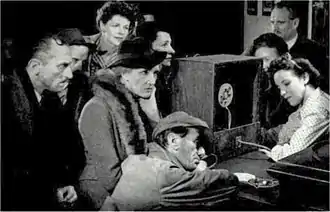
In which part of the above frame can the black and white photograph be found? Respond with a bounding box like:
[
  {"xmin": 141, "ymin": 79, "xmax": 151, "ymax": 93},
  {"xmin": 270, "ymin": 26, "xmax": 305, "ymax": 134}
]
[{"xmin": 1, "ymin": 0, "xmax": 329, "ymax": 211}]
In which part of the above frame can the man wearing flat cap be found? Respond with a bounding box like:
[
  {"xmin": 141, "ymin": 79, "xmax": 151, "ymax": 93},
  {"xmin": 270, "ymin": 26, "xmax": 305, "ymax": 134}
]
[
  {"xmin": 108, "ymin": 111, "xmax": 255, "ymax": 210},
  {"xmin": 77, "ymin": 36, "xmax": 166, "ymax": 210}
]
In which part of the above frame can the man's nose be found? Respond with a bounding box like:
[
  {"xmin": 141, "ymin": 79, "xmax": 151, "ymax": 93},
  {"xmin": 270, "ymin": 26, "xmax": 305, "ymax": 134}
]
[
  {"xmin": 280, "ymin": 89, "xmax": 286, "ymax": 97},
  {"xmin": 168, "ymin": 45, "xmax": 175, "ymax": 54},
  {"xmin": 63, "ymin": 67, "xmax": 73, "ymax": 79},
  {"xmin": 147, "ymin": 72, "xmax": 156, "ymax": 85}
]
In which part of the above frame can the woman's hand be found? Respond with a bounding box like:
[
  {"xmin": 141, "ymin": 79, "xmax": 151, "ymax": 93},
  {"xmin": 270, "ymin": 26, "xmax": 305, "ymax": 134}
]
[{"xmin": 258, "ymin": 148, "xmax": 272, "ymax": 158}]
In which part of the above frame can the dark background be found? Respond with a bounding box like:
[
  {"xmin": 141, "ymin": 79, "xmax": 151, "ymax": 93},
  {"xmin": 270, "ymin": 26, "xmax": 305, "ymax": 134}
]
[{"xmin": 1, "ymin": 1, "xmax": 245, "ymax": 57}]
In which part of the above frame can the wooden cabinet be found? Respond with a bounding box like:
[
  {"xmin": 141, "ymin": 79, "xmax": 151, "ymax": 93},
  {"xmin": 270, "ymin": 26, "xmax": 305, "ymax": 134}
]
[{"xmin": 171, "ymin": 54, "xmax": 262, "ymax": 131}]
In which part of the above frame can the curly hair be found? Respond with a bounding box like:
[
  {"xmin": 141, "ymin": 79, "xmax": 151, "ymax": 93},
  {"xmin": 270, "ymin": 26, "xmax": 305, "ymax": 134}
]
[
  {"xmin": 96, "ymin": 0, "xmax": 140, "ymax": 33},
  {"xmin": 249, "ymin": 33, "xmax": 289, "ymax": 57},
  {"xmin": 268, "ymin": 55, "xmax": 321, "ymax": 88}
]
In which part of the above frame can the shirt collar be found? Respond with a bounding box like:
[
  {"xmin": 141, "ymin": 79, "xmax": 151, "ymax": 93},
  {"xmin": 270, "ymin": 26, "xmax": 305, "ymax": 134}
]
[
  {"xmin": 97, "ymin": 34, "xmax": 119, "ymax": 55},
  {"xmin": 34, "ymin": 89, "xmax": 42, "ymax": 103},
  {"xmin": 35, "ymin": 89, "xmax": 67, "ymax": 105},
  {"xmin": 286, "ymin": 33, "xmax": 298, "ymax": 50}
]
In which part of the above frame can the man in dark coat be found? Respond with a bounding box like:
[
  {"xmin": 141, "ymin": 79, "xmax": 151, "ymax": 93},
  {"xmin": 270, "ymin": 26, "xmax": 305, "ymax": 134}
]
[{"xmin": 2, "ymin": 32, "xmax": 88, "ymax": 210}]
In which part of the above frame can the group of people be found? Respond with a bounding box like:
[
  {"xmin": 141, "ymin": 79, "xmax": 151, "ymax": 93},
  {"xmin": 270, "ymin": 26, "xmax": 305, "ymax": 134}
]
[
  {"xmin": 2, "ymin": 0, "xmax": 329, "ymax": 211},
  {"xmin": 244, "ymin": 1, "xmax": 329, "ymax": 161}
]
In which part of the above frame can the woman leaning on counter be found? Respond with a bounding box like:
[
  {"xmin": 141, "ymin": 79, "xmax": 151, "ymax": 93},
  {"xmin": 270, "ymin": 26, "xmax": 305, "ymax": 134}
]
[{"xmin": 260, "ymin": 55, "xmax": 329, "ymax": 161}]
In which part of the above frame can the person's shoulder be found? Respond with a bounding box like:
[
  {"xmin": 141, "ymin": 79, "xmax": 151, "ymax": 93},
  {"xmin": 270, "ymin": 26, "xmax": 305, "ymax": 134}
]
[
  {"xmin": 79, "ymin": 96, "xmax": 108, "ymax": 121},
  {"xmin": 3, "ymin": 68, "xmax": 27, "ymax": 92},
  {"xmin": 84, "ymin": 33, "xmax": 101, "ymax": 45},
  {"xmin": 296, "ymin": 36, "xmax": 326, "ymax": 51},
  {"xmin": 318, "ymin": 90, "xmax": 330, "ymax": 112},
  {"xmin": 301, "ymin": 89, "xmax": 330, "ymax": 117}
]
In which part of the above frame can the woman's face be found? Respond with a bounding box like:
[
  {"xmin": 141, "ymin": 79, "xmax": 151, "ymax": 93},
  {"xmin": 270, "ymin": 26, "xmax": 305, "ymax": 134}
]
[
  {"xmin": 255, "ymin": 47, "xmax": 279, "ymax": 71},
  {"xmin": 274, "ymin": 69, "xmax": 308, "ymax": 106},
  {"xmin": 100, "ymin": 14, "xmax": 130, "ymax": 46},
  {"xmin": 121, "ymin": 65, "xmax": 160, "ymax": 99},
  {"xmin": 152, "ymin": 31, "xmax": 175, "ymax": 67}
]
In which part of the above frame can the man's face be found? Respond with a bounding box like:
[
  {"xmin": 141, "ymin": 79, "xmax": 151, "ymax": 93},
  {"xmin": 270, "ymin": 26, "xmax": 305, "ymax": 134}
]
[
  {"xmin": 70, "ymin": 45, "xmax": 89, "ymax": 72},
  {"xmin": 152, "ymin": 31, "xmax": 175, "ymax": 67},
  {"xmin": 101, "ymin": 14, "xmax": 130, "ymax": 46},
  {"xmin": 270, "ymin": 7, "xmax": 299, "ymax": 42},
  {"xmin": 255, "ymin": 47, "xmax": 280, "ymax": 71},
  {"xmin": 274, "ymin": 69, "xmax": 307, "ymax": 106},
  {"xmin": 174, "ymin": 128, "xmax": 201, "ymax": 171},
  {"xmin": 121, "ymin": 65, "xmax": 160, "ymax": 99},
  {"xmin": 37, "ymin": 41, "xmax": 73, "ymax": 93}
]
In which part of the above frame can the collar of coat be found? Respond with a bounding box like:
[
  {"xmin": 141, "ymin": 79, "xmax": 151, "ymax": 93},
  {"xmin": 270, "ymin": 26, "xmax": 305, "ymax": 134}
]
[{"xmin": 92, "ymin": 69, "xmax": 148, "ymax": 155}]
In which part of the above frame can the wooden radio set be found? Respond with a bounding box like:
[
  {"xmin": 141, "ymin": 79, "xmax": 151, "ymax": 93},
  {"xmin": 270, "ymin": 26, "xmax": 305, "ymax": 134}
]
[{"xmin": 171, "ymin": 54, "xmax": 263, "ymax": 161}]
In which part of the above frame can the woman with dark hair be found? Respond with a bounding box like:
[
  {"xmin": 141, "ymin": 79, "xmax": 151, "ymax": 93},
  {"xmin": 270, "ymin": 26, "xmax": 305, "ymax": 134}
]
[
  {"xmin": 135, "ymin": 21, "xmax": 176, "ymax": 124},
  {"xmin": 246, "ymin": 33, "xmax": 297, "ymax": 130},
  {"xmin": 84, "ymin": 0, "xmax": 140, "ymax": 76},
  {"xmin": 259, "ymin": 55, "xmax": 329, "ymax": 161}
]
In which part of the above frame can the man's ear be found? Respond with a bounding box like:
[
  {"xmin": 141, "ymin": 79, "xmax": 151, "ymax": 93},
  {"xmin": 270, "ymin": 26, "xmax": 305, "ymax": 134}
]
[
  {"xmin": 292, "ymin": 18, "xmax": 300, "ymax": 30},
  {"xmin": 167, "ymin": 132, "xmax": 180, "ymax": 152},
  {"xmin": 27, "ymin": 58, "xmax": 43, "ymax": 75}
]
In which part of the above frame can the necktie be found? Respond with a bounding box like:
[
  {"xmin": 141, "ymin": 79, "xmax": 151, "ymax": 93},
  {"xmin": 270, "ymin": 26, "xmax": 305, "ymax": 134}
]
[{"xmin": 40, "ymin": 90, "xmax": 63, "ymax": 112}]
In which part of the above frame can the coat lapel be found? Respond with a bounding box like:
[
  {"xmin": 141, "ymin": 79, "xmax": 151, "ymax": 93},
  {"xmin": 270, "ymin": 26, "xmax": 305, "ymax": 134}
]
[
  {"xmin": 10, "ymin": 69, "xmax": 39, "ymax": 137},
  {"xmin": 93, "ymin": 69, "xmax": 148, "ymax": 155}
]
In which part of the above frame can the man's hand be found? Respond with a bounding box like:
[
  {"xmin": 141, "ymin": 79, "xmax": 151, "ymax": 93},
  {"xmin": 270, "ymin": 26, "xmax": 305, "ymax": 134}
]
[
  {"xmin": 196, "ymin": 160, "xmax": 207, "ymax": 171},
  {"xmin": 56, "ymin": 185, "xmax": 77, "ymax": 203},
  {"xmin": 197, "ymin": 147, "xmax": 206, "ymax": 159}
]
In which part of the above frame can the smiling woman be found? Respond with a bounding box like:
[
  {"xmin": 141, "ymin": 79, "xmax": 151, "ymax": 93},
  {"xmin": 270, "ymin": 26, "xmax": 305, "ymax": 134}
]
[{"xmin": 84, "ymin": 0, "xmax": 140, "ymax": 77}]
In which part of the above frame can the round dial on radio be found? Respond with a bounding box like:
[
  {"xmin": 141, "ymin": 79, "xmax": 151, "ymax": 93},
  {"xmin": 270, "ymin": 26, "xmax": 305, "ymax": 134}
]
[{"xmin": 218, "ymin": 83, "xmax": 233, "ymax": 108}]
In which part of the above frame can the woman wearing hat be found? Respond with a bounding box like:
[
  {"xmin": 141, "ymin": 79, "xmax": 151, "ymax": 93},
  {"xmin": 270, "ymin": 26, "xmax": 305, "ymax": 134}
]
[
  {"xmin": 77, "ymin": 37, "xmax": 166, "ymax": 210},
  {"xmin": 84, "ymin": 0, "xmax": 140, "ymax": 77}
]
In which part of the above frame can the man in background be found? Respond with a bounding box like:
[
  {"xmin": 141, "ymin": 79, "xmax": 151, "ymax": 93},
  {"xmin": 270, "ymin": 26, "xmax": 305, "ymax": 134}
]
[{"xmin": 270, "ymin": 1, "xmax": 329, "ymax": 93}]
